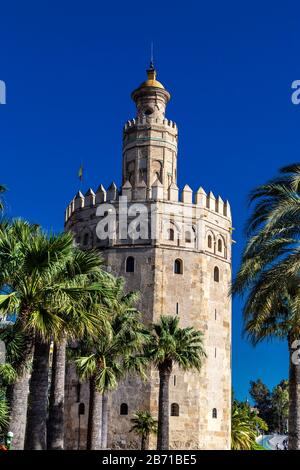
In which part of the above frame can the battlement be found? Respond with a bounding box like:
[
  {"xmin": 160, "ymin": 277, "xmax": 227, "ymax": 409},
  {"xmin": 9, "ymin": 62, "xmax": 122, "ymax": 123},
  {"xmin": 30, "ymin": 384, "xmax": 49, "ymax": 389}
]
[
  {"xmin": 64, "ymin": 182, "xmax": 118, "ymax": 223},
  {"xmin": 167, "ymin": 184, "xmax": 231, "ymax": 219},
  {"xmin": 124, "ymin": 117, "xmax": 177, "ymax": 131},
  {"xmin": 65, "ymin": 181, "xmax": 231, "ymax": 223}
]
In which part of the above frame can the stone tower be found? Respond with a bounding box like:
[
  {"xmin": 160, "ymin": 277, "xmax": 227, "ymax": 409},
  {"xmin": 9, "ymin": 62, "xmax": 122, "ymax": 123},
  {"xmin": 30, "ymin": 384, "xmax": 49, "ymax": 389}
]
[{"xmin": 64, "ymin": 64, "xmax": 232, "ymax": 450}]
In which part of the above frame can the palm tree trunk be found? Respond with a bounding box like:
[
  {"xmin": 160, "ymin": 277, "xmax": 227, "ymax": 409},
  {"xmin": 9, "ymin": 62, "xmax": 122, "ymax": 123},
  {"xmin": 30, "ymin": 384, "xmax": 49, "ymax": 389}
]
[
  {"xmin": 101, "ymin": 392, "xmax": 108, "ymax": 449},
  {"xmin": 86, "ymin": 375, "xmax": 102, "ymax": 450},
  {"xmin": 141, "ymin": 434, "xmax": 147, "ymax": 450},
  {"xmin": 6, "ymin": 371, "xmax": 31, "ymax": 450},
  {"xmin": 6, "ymin": 332, "xmax": 34, "ymax": 450},
  {"xmin": 25, "ymin": 338, "xmax": 50, "ymax": 449},
  {"xmin": 157, "ymin": 361, "xmax": 172, "ymax": 450},
  {"xmin": 288, "ymin": 336, "xmax": 300, "ymax": 450},
  {"xmin": 47, "ymin": 338, "xmax": 66, "ymax": 450}
]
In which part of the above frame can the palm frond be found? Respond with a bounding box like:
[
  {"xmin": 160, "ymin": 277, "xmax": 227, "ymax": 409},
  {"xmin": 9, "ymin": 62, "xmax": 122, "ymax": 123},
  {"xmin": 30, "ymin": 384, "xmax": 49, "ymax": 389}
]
[
  {"xmin": 233, "ymin": 164, "xmax": 300, "ymax": 345},
  {"xmin": 147, "ymin": 316, "xmax": 206, "ymax": 372}
]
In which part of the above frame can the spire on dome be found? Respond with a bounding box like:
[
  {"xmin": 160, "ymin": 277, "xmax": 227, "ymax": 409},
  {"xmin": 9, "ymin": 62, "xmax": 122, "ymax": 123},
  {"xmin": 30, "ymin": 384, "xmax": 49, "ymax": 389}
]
[{"xmin": 149, "ymin": 41, "xmax": 154, "ymax": 70}]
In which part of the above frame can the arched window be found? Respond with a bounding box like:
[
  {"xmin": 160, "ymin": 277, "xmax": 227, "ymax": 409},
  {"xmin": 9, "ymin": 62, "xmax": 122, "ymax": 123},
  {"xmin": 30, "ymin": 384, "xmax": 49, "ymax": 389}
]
[
  {"xmin": 212, "ymin": 408, "xmax": 217, "ymax": 419},
  {"xmin": 78, "ymin": 403, "xmax": 85, "ymax": 416},
  {"xmin": 126, "ymin": 256, "xmax": 135, "ymax": 273},
  {"xmin": 174, "ymin": 259, "xmax": 183, "ymax": 275},
  {"xmin": 83, "ymin": 233, "xmax": 89, "ymax": 246},
  {"xmin": 208, "ymin": 235, "xmax": 212, "ymax": 249},
  {"xmin": 217, "ymin": 239, "xmax": 222, "ymax": 252},
  {"xmin": 171, "ymin": 403, "xmax": 179, "ymax": 417},
  {"xmin": 120, "ymin": 403, "xmax": 128, "ymax": 415},
  {"xmin": 168, "ymin": 228, "xmax": 175, "ymax": 241},
  {"xmin": 144, "ymin": 108, "xmax": 154, "ymax": 116},
  {"xmin": 185, "ymin": 231, "xmax": 191, "ymax": 243},
  {"xmin": 214, "ymin": 266, "xmax": 220, "ymax": 282}
]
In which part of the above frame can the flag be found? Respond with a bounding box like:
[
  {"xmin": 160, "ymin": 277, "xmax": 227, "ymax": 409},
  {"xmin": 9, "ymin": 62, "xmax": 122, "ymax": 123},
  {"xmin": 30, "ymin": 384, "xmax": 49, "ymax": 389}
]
[{"xmin": 78, "ymin": 164, "xmax": 83, "ymax": 182}]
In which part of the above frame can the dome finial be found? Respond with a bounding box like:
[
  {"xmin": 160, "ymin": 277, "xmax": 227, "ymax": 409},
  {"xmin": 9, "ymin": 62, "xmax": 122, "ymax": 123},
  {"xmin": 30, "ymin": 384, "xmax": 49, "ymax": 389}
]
[
  {"xmin": 147, "ymin": 42, "xmax": 157, "ymax": 81},
  {"xmin": 147, "ymin": 41, "xmax": 156, "ymax": 80},
  {"xmin": 149, "ymin": 41, "xmax": 154, "ymax": 69},
  {"xmin": 132, "ymin": 42, "xmax": 168, "ymax": 95}
]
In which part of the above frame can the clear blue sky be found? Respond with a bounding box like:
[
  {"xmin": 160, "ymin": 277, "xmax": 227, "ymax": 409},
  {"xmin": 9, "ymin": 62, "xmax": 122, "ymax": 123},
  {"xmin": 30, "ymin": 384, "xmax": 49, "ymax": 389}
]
[{"xmin": 1, "ymin": 0, "xmax": 299, "ymax": 400}]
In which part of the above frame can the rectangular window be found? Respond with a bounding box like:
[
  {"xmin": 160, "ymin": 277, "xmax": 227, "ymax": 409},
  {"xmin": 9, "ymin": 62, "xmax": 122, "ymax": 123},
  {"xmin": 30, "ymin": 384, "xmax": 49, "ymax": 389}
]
[
  {"xmin": 176, "ymin": 302, "xmax": 179, "ymax": 315},
  {"xmin": 215, "ymin": 309, "xmax": 217, "ymax": 320},
  {"xmin": 174, "ymin": 375, "xmax": 176, "ymax": 386}
]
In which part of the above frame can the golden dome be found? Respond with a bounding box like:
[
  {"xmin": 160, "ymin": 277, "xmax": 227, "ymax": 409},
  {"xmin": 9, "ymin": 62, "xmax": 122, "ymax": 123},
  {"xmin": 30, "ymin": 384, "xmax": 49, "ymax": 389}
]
[{"xmin": 137, "ymin": 66, "xmax": 165, "ymax": 90}]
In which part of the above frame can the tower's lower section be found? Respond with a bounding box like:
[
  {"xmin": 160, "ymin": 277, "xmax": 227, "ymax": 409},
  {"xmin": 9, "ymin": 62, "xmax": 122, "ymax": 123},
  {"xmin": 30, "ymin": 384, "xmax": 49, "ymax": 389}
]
[
  {"xmin": 108, "ymin": 366, "xmax": 230, "ymax": 450},
  {"xmin": 64, "ymin": 243, "xmax": 231, "ymax": 450}
]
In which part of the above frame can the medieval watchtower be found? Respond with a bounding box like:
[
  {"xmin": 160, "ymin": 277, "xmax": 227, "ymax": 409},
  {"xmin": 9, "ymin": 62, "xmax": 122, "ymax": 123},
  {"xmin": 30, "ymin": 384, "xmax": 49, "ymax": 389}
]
[{"xmin": 64, "ymin": 64, "xmax": 232, "ymax": 450}]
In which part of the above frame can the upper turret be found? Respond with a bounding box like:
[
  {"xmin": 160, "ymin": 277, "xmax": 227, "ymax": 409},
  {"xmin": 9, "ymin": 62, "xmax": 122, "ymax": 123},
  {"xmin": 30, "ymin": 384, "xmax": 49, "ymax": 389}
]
[
  {"xmin": 131, "ymin": 63, "xmax": 171, "ymax": 121},
  {"xmin": 122, "ymin": 64, "xmax": 177, "ymax": 197}
]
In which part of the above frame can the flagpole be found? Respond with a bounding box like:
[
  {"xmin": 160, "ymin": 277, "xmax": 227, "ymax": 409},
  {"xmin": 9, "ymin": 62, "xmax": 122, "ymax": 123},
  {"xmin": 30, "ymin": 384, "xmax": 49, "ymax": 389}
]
[{"xmin": 78, "ymin": 163, "xmax": 84, "ymax": 192}]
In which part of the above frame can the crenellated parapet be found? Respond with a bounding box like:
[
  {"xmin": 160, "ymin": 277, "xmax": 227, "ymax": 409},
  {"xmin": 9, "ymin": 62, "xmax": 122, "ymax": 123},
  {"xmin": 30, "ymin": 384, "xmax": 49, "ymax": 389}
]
[
  {"xmin": 124, "ymin": 117, "xmax": 177, "ymax": 131},
  {"xmin": 65, "ymin": 180, "xmax": 231, "ymax": 224},
  {"xmin": 65, "ymin": 182, "xmax": 118, "ymax": 222},
  {"xmin": 170, "ymin": 184, "xmax": 231, "ymax": 219}
]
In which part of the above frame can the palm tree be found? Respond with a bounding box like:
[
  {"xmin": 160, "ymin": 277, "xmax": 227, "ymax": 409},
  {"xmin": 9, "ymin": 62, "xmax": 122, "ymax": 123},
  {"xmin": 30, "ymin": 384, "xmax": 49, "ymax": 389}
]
[
  {"xmin": 232, "ymin": 164, "xmax": 300, "ymax": 450},
  {"xmin": 0, "ymin": 221, "xmax": 112, "ymax": 449},
  {"xmin": 0, "ymin": 185, "xmax": 6, "ymax": 213},
  {"xmin": 46, "ymin": 250, "xmax": 114, "ymax": 450},
  {"xmin": 26, "ymin": 247, "xmax": 113, "ymax": 450},
  {"xmin": 49, "ymin": 267, "xmax": 115, "ymax": 451},
  {"xmin": 76, "ymin": 280, "xmax": 147, "ymax": 450},
  {"xmin": 0, "ymin": 222, "xmax": 70, "ymax": 449},
  {"xmin": 130, "ymin": 410, "xmax": 157, "ymax": 450},
  {"xmin": 231, "ymin": 401, "xmax": 267, "ymax": 450},
  {"xmin": 146, "ymin": 316, "xmax": 206, "ymax": 450}
]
